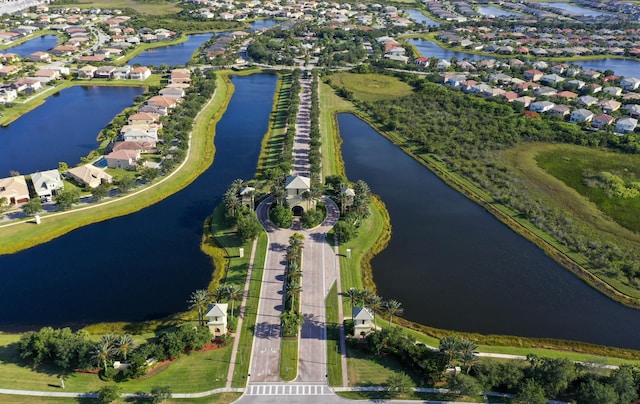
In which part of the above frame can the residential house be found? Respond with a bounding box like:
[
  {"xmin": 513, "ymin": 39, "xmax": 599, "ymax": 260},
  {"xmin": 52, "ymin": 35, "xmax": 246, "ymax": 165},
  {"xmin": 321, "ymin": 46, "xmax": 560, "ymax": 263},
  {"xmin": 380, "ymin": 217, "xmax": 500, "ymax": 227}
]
[
  {"xmin": 603, "ymin": 86, "xmax": 623, "ymax": 97},
  {"xmin": 33, "ymin": 69, "xmax": 60, "ymax": 83},
  {"xmin": 78, "ymin": 65, "xmax": 97, "ymax": 79},
  {"xmin": 570, "ymin": 108, "xmax": 594, "ymax": 124},
  {"xmin": 548, "ymin": 104, "xmax": 571, "ymax": 117},
  {"xmin": 592, "ymin": 114, "xmax": 615, "ymax": 129},
  {"xmin": 12, "ymin": 78, "xmax": 41, "ymax": 94},
  {"xmin": 599, "ymin": 99, "xmax": 622, "ymax": 114},
  {"xmin": 513, "ymin": 96, "xmax": 535, "ymax": 107},
  {"xmin": 437, "ymin": 59, "xmax": 451, "ymax": 69},
  {"xmin": 128, "ymin": 112, "xmax": 160, "ymax": 125},
  {"xmin": 541, "ymin": 74, "xmax": 565, "ymax": 86},
  {"xmin": 113, "ymin": 65, "xmax": 131, "ymax": 79},
  {"xmin": 285, "ymin": 175, "xmax": 312, "ymax": 213},
  {"xmin": 578, "ymin": 95, "xmax": 598, "ymax": 107},
  {"xmin": 523, "ymin": 69, "xmax": 544, "ymax": 81},
  {"xmin": 0, "ymin": 175, "xmax": 30, "ymax": 205},
  {"xmin": 581, "ymin": 70, "xmax": 601, "ymax": 80},
  {"xmin": 413, "ymin": 57, "xmax": 429, "ymax": 67},
  {"xmin": 585, "ymin": 83, "xmax": 602, "ymax": 94},
  {"xmin": 29, "ymin": 51, "xmax": 51, "ymax": 63},
  {"xmin": 66, "ymin": 164, "xmax": 113, "ymax": 188},
  {"xmin": 130, "ymin": 66, "xmax": 151, "ymax": 80},
  {"xmin": 625, "ymin": 104, "xmax": 640, "ymax": 119},
  {"xmin": 621, "ymin": 77, "xmax": 640, "ymax": 91},
  {"xmin": 105, "ymin": 149, "xmax": 139, "ymax": 170},
  {"xmin": 121, "ymin": 124, "xmax": 159, "ymax": 142},
  {"xmin": 147, "ymin": 95, "xmax": 181, "ymax": 111},
  {"xmin": 205, "ymin": 303, "xmax": 228, "ymax": 337},
  {"xmin": 353, "ymin": 307, "xmax": 375, "ymax": 337},
  {"xmin": 0, "ymin": 88, "xmax": 17, "ymax": 103},
  {"xmin": 566, "ymin": 79, "xmax": 586, "ymax": 90},
  {"xmin": 529, "ymin": 101, "xmax": 555, "ymax": 113},
  {"xmin": 94, "ymin": 66, "xmax": 116, "ymax": 79},
  {"xmin": 0, "ymin": 65, "xmax": 20, "ymax": 77},
  {"xmin": 554, "ymin": 91, "xmax": 578, "ymax": 101},
  {"xmin": 169, "ymin": 69, "xmax": 191, "ymax": 84},
  {"xmin": 158, "ymin": 87, "xmax": 185, "ymax": 98},
  {"xmin": 111, "ymin": 141, "xmax": 156, "ymax": 153},
  {"xmin": 30, "ymin": 169, "xmax": 63, "ymax": 201},
  {"xmin": 616, "ymin": 117, "xmax": 638, "ymax": 134},
  {"xmin": 50, "ymin": 45, "xmax": 77, "ymax": 56},
  {"xmin": 535, "ymin": 86, "xmax": 558, "ymax": 97}
]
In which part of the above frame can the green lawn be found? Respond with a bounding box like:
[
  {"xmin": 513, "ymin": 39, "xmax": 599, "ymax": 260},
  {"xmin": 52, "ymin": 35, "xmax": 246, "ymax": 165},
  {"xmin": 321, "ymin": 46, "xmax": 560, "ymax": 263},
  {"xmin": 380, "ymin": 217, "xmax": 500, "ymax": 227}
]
[
  {"xmin": 319, "ymin": 82, "xmax": 354, "ymax": 179},
  {"xmin": 279, "ymin": 338, "xmax": 298, "ymax": 381},
  {"xmin": 326, "ymin": 282, "xmax": 343, "ymax": 386},
  {"xmin": 52, "ymin": 0, "xmax": 183, "ymax": 15},
  {"xmin": 327, "ymin": 73, "xmax": 413, "ymax": 102},
  {"xmin": 0, "ymin": 392, "xmax": 242, "ymax": 403}
]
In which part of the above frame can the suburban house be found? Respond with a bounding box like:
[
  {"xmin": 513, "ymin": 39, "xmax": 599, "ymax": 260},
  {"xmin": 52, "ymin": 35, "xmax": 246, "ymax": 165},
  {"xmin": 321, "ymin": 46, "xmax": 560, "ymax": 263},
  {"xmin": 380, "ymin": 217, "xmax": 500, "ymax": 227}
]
[
  {"xmin": 121, "ymin": 124, "xmax": 159, "ymax": 142},
  {"xmin": 548, "ymin": 104, "xmax": 571, "ymax": 117},
  {"xmin": 158, "ymin": 87, "xmax": 185, "ymax": 98},
  {"xmin": 570, "ymin": 108, "xmax": 595, "ymax": 124},
  {"xmin": 529, "ymin": 101, "xmax": 555, "ymax": 113},
  {"xmin": 111, "ymin": 140, "xmax": 156, "ymax": 153},
  {"xmin": 113, "ymin": 65, "xmax": 131, "ymax": 80},
  {"xmin": 285, "ymin": 175, "xmax": 311, "ymax": 214},
  {"xmin": 599, "ymin": 99, "xmax": 622, "ymax": 114},
  {"xmin": 33, "ymin": 69, "xmax": 60, "ymax": 83},
  {"xmin": 621, "ymin": 77, "xmax": 640, "ymax": 91},
  {"xmin": 541, "ymin": 73, "xmax": 564, "ymax": 86},
  {"xmin": 29, "ymin": 51, "xmax": 51, "ymax": 63},
  {"xmin": 0, "ymin": 175, "xmax": 30, "ymax": 205},
  {"xmin": 616, "ymin": 117, "xmax": 638, "ymax": 134},
  {"xmin": 105, "ymin": 150, "xmax": 140, "ymax": 170},
  {"xmin": 353, "ymin": 307, "xmax": 375, "ymax": 337},
  {"xmin": 625, "ymin": 104, "xmax": 640, "ymax": 119},
  {"xmin": 169, "ymin": 68, "xmax": 191, "ymax": 84},
  {"xmin": 12, "ymin": 78, "xmax": 41, "ymax": 94},
  {"xmin": 0, "ymin": 88, "xmax": 17, "ymax": 103},
  {"xmin": 94, "ymin": 66, "xmax": 116, "ymax": 79},
  {"xmin": 31, "ymin": 169, "xmax": 64, "ymax": 201},
  {"xmin": 66, "ymin": 164, "xmax": 113, "ymax": 188},
  {"xmin": 603, "ymin": 86, "xmax": 623, "ymax": 97},
  {"xmin": 592, "ymin": 114, "xmax": 615, "ymax": 129},
  {"xmin": 578, "ymin": 95, "xmax": 598, "ymax": 107},
  {"xmin": 78, "ymin": 65, "xmax": 97, "ymax": 79},
  {"xmin": 523, "ymin": 69, "xmax": 544, "ymax": 81},
  {"xmin": 147, "ymin": 95, "xmax": 181, "ymax": 111},
  {"xmin": 205, "ymin": 303, "xmax": 228, "ymax": 337},
  {"xmin": 128, "ymin": 112, "xmax": 160, "ymax": 125},
  {"xmin": 130, "ymin": 66, "xmax": 151, "ymax": 80}
]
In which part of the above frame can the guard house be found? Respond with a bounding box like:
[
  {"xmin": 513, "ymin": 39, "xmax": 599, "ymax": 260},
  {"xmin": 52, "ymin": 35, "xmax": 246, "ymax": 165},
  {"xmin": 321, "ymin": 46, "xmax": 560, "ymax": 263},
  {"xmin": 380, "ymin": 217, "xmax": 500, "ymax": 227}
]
[
  {"xmin": 353, "ymin": 307, "xmax": 375, "ymax": 338},
  {"xmin": 239, "ymin": 186, "xmax": 255, "ymax": 210},
  {"xmin": 340, "ymin": 187, "xmax": 355, "ymax": 214},
  {"xmin": 285, "ymin": 175, "xmax": 311, "ymax": 215},
  {"xmin": 205, "ymin": 303, "xmax": 228, "ymax": 337}
]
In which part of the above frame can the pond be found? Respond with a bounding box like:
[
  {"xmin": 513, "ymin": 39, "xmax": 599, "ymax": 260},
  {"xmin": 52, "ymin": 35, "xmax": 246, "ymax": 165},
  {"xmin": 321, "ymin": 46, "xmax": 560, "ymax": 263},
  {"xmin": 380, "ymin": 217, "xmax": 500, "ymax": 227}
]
[
  {"xmin": 6, "ymin": 35, "xmax": 58, "ymax": 56},
  {"xmin": 0, "ymin": 74, "xmax": 277, "ymax": 331},
  {"xmin": 0, "ymin": 86, "xmax": 144, "ymax": 177},
  {"xmin": 338, "ymin": 113, "xmax": 640, "ymax": 349},
  {"xmin": 476, "ymin": 6, "xmax": 521, "ymax": 18},
  {"xmin": 402, "ymin": 9, "xmax": 440, "ymax": 27},
  {"xmin": 538, "ymin": 2, "xmax": 613, "ymax": 17},
  {"xmin": 575, "ymin": 59, "xmax": 640, "ymax": 79},
  {"xmin": 408, "ymin": 38, "xmax": 489, "ymax": 62}
]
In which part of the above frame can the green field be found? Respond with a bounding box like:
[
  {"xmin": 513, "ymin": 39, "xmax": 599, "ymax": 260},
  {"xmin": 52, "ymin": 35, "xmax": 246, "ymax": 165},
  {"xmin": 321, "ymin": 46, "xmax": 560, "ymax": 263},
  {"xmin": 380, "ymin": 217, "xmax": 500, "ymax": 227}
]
[
  {"xmin": 327, "ymin": 73, "xmax": 413, "ymax": 102},
  {"xmin": 53, "ymin": 0, "xmax": 182, "ymax": 15},
  {"xmin": 535, "ymin": 145, "xmax": 640, "ymax": 233}
]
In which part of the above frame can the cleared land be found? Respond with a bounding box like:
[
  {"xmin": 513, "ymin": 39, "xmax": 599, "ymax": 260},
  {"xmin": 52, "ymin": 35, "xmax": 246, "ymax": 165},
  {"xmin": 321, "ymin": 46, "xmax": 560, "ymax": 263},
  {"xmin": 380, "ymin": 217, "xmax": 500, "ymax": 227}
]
[{"xmin": 327, "ymin": 73, "xmax": 413, "ymax": 102}]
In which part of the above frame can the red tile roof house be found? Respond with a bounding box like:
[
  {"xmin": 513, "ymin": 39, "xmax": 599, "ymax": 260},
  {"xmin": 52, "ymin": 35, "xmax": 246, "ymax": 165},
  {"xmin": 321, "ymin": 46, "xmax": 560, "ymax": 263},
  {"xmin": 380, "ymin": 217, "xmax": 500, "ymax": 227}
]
[
  {"xmin": 50, "ymin": 45, "xmax": 78, "ymax": 56},
  {"xmin": 592, "ymin": 114, "xmax": 615, "ymax": 129},
  {"xmin": 111, "ymin": 141, "xmax": 156, "ymax": 153},
  {"xmin": 128, "ymin": 112, "xmax": 160, "ymax": 125},
  {"xmin": 0, "ymin": 65, "xmax": 21, "ymax": 77},
  {"xmin": 554, "ymin": 91, "xmax": 578, "ymax": 101},
  {"xmin": 0, "ymin": 175, "xmax": 30, "ymax": 205},
  {"xmin": 33, "ymin": 69, "xmax": 60, "ymax": 83},
  {"xmin": 169, "ymin": 69, "xmax": 191, "ymax": 84},
  {"xmin": 130, "ymin": 66, "xmax": 151, "ymax": 81},
  {"xmin": 523, "ymin": 69, "xmax": 544, "ymax": 81},
  {"xmin": 29, "ymin": 51, "xmax": 51, "ymax": 63},
  {"xmin": 147, "ymin": 95, "xmax": 182, "ymax": 110},
  {"xmin": 12, "ymin": 78, "xmax": 41, "ymax": 94},
  {"xmin": 105, "ymin": 149, "xmax": 140, "ymax": 170}
]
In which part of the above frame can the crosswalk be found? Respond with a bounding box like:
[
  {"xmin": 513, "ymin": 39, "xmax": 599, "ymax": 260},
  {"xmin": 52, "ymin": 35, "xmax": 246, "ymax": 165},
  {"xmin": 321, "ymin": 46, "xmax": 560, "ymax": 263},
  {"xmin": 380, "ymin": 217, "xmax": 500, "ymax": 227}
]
[{"xmin": 246, "ymin": 384, "xmax": 332, "ymax": 396}]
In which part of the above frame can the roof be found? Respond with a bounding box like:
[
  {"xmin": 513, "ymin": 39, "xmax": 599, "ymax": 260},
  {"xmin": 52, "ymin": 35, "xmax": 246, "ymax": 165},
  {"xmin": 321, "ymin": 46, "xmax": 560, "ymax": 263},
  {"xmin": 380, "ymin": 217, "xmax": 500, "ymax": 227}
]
[
  {"xmin": 285, "ymin": 175, "xmax": 311, "ymax": 189},
  {"xmin": 240, "ymin": 186, "xmax": 255, "ymax": 196},
  {"xmin": 353, "ymin": 307, "xmax": 374, "ymax": 321},
  {"xmin": 31, "ymin": 169, "xmax": 63, "ymax": 192},
  {"xmin": 0, "ymin": 175, "xmax": 29, "ymax": 201},
  {"xmin": 67, "ymin": 164, "xmax": 112, "ymax": 187},
  {"xmin": 205, "ymin": 303, "xmax": 228, "ymax": 318}
]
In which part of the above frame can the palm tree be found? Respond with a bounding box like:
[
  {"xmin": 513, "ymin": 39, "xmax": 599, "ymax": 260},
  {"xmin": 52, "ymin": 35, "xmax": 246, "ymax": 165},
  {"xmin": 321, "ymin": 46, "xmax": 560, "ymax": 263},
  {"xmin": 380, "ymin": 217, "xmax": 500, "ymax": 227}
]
[
  {"xmin": 286, "ymin": 280, "xmax": 302, "ymax": 311},
  {"xmin": 271, "ymin": 184, "xmax": 287, "ymax": 206},
  {"xmin": 286, "ymin": 246, "xmax": 300, "ymax": 266},
  {"xmin": 383, "ymin": 299, "xmax": 404, "ymax": 326},
  {"xmin": 289, "ymin": 233, "xmax": 305, "ymax": 251},
  {"xmin": 187, "ymin": 289, "xmax": 210, "ymax": 326},
  {"xmin": 439, "ymin": 335, "xmax": 462, "ymax": 367},
  {"xmin": 226, "ymin": 285, "xmax": 242, "ymax": 316},
  {"xmin": 344, "ymin": 287, "xmax": 361, "ymax": 308},
  {"xmin": 92, "ymin": 341, "xmax": 114, "ymax": 373},
  {"xmin": 100, "ymin": 334, "xmax": 117, "ymax": 348},
  {"xmin": 224, "ymin": 190, "xmax": 240, "ymax": 217},
  {"xmin": 116, "ymin": 334, "xmax": 135, "ymax": 361},
  {"xmin": 280, "ymin": 311, "xmax": 304, "ymax": 336},
  {"xmin": 301, "ymin": 190, "xmax": 313, "ymax": 210},
  {"xmin": 231, "ymin": 178, "xmax": 245, "ymax": 194},
  {"xmin": 287, "ymin": 262, "xmax": 302, "ymax": 279},
  {"xmin": 460, "ymin": 350, "xmax": 478, "ymax": 374},
  {"xmin": 212, "ymin": 285, "xmax": 228, "ymax": 303},
  {"xmin": 365, "ymin": 294, "xmax": 382, "ymax": 330}
]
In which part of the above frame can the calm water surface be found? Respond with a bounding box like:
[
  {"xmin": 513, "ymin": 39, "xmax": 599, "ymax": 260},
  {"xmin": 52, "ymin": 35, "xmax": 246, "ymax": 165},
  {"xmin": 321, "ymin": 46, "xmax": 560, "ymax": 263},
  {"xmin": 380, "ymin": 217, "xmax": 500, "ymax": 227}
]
[
  {"xmin": 7, "ymin": 35, "xmax": 58, "ymax": 56},
  {"xmin": 477, "ymin": 6, "xmax": 521, "ymax": 17},
  {"xmin": 338, "ymin": 113, "xmax": 640, "ymax": 349},
  {"xmin": 0, "ymin": 86, "xmax": 144, "ymax": 176},
  {"xmin": 409, "ymin": 38, "xmax": 489, "ymax": 62},
  {"xmin": 0, "ymin": 74, "xmax": 277, "ymax": 331},
  {"xmin": 403, "ymin": 9, "xmax": 440, "ymax": 27},
  {"xmin": 538, "ymin": 2, "xmax": 612, "ymax": 17},
  {"xmin": 575, "ymin": 59, "xmax": 640, "ymax": 79}
]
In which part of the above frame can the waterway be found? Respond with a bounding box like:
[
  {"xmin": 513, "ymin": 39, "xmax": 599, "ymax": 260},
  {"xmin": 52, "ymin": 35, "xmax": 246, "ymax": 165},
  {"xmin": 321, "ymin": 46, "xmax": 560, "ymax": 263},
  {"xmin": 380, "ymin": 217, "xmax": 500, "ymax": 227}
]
[
  {"xmin": 5, "ymin": 34, "xmax": 58, "ymax": 56},
  {"xmin": 476, "ymin": 6, "xmax": 521, "ymax": 18},
  {"xmin": 128, "ymin": 20, "xmax": 278, "ymax": 67},
  {"xmin": 403, "ymin": 9, "xmax": 440, "ymax": 27},
  {"xmin": 0, "ymin": 74, "xmax": 277, "ymax": 331},
  {"xmin": 0, "ymin": 86, "xmax": 144, "ymax": 177},
  {"xmin": 538, "ymin": 2, "xmax": 613, "ymax": 17},
  {"xmin": 338, "ymin": 113, "xmax": 640, "ymax": 349}
]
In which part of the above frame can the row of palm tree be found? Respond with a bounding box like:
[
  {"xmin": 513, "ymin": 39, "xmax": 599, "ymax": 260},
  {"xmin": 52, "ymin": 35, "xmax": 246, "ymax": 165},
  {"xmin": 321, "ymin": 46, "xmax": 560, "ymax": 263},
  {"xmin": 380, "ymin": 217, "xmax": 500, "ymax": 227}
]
[
  {"xmin": 187, "ymin": 285, "xmax": 243, "ymax": 326},
  {"xmin": 91, "ymin": 334, "xmax": 135, "ymax": 373},
  {"xmin": 223, "ymin": 178, "xmax": 247, "ymax": 218},
  {"xmin": 439, "ymin": 335, "xmax": 478, "ymax": 374},
  {"xmin": 281, "ymin": 233, "xmax": 305, "ymax": 336},
  {"xmin": 343, "ymin": 287, "xmax": 404, "ymax": 329}
]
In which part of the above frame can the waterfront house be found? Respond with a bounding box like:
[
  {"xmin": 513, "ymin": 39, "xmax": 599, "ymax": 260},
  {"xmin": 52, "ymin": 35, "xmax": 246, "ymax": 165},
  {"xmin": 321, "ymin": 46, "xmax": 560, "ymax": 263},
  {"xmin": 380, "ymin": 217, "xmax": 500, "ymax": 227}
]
[
  {"xmin": 158, "ymin": 87, "xmax": 185, "ymax": 98},
  {"xmin": 147, "ymin": 95, "xmax": 181, "ymax": 110},
  {"xmin": 570, "ymin": 108, "xmax": 594, "ymax": 124},
  {"xmin": 616, "ymin": 117, "xmax": 638, "ymax": 134},
  {"xmin": 599, "ymin": 99, "xmax": 622, "ymax": 114},
  {"xmin": 121, "ymin": 124, "xmax": 160, "ymax": 142},
  {"xmin": 66, "ymin": 164, "xmax": 113, "ymax": 188},
  {"xmin": 105, "ymin": 150, "xmax": 139, "ymax": 170},
  {"xmin": 130, "ymin": 66, "xmax": 151, "ymax": 80},
  {"xmin": 128, "ymin": 112, "xmax": 160, "ymax": 125},
  {"xmin": 353, "ymin": 307, "xmax": 375, "ymax": 337},
  {"xmin": 50, "ymin": 45, "xmax": 77, "ymax": 56},
  {"xmin": 0, "ymin": 175, "xmax": 30, "ymax": 205},
  {"xmin": 205, "ymin": 303, "xmax": 228, "ymax": 337},
  {"xmin": 33, "ymin": 69, "xmax": 60, "ymax": 83},
  {"xmin": 113, "ymin": 65, "xmax": 131, "ymax": 80},
  {"xmin": 111, "ymin": 141, "xmax": 156, "ymax": 153},
  {"xmin": 169, "ymin": 68, "xmax": 191, "ymax": 84},
  {"xmin": 12, "ymin": 78, "xmax": 41, "ymax": 94},
  {"xmin": 78, "ymin": 65, "xmax": 97, "ymax": 79},
  {"xmin": 31, "ymin": 169, "xmax": 63, "ymax": 201},
  {"xmin": 94, "ymin": 66, "xmax": 116, "ymax": 79},
  {"xmin": 0, "ymin": 88, "xmax": 17, "ymax": 103},
  {"xmin": 29, "ymin": 51, "xmax": 51, "ymax": 63}
]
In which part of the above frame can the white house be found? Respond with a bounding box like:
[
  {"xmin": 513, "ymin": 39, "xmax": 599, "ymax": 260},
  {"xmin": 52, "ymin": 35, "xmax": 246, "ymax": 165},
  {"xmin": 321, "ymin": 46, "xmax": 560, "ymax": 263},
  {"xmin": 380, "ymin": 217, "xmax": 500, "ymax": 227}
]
[
  {"xmin": 353, "ymin": 307, "xmax": 375, "ymax": 337},
  {"xmin": 30, "ymin": 169, "xmax": 63, "ymax": 201},
  {"xmin": 529, "ymin": 101, "xmax": 555, "ymax": 113},
  {"xmin": 130, "ymin": 66, "xmax": 151, "ymax": 80},
  {"xmin": 621, "ymin": 77, "xmax": 640, "ymax": 91},
  {"xmin": 616, "ymin": 117, "xmax": 638, "ymax": 134},
  {"xmin": 285, "ymin": 175, "xmax": 311, "ymax": 214},
  {"xmin": 205, "ymin": 303, "xmax": 228, "ymax": 337},
  {"xmin": 570, "ymin": 108, "xmax": 594, "ymax": 124}
]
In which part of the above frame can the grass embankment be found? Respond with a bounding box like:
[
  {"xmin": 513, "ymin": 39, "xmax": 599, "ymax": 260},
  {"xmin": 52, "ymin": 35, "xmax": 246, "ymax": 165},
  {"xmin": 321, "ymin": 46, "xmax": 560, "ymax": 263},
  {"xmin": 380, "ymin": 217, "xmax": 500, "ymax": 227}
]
[
  {"xmin": 255, "ymin": 71, "xmax": 291, "ymax": 177},
  {"xmin": 0, "ymin": 73, "xmax": 232, "ymax": 256},
  {"xmin": 327, "ymin": 72, "xmax": 413, "ymax": 102},
  {"xmin": 0, "ymin": 393, "xmax": 243, "ymax": 404},
  {"xmin": 324, "ymin": 73, "xmax": 640, "ymax": 362},
  {"xmin": 319, "ymin": 81, "xmax": 354, "ymax": 179}
]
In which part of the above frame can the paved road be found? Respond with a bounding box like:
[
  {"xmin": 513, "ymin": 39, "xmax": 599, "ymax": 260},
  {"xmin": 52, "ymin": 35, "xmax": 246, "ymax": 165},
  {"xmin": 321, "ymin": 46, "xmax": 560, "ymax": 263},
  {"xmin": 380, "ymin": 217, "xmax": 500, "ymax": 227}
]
[{"xmin": 292, "ymin": 70, "xmax": 312, "ymax": 177}]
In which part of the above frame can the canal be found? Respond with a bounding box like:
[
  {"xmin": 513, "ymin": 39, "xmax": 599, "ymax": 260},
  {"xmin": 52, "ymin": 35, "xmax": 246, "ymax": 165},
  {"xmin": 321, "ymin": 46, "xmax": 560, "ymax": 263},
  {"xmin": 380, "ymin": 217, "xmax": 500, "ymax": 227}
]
[
  {"xmin": 0, "ymin": 74, "xmax": 277, "ymax": 331},
  {"xmin": 338, "ymin": 113, "xmax": 640, "ymax": 350}
]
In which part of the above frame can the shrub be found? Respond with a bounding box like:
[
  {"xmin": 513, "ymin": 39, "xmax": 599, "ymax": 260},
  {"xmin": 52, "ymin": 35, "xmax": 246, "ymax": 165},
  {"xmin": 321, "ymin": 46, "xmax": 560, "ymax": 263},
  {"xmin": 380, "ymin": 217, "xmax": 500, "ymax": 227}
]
[{"xmin": 270, "ymin": 203, "xmax": 293, "ymax": 228}]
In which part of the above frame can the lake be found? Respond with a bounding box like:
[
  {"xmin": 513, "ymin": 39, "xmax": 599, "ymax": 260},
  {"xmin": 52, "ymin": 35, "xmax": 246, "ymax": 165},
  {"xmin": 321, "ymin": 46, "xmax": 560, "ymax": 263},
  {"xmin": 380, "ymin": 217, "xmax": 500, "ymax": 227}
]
[
  {"xmin": 0, "ymin": 86, "xmax": 144, "ymax": 177},
  {"xmin": 408, "ymin": 38, "xmax": 489, "ymax": 62},
  {"xmin": 403, "ymin": 9, "xmax": 440, "ymax": 27},
  {"xmin": 538, "ymin": 2, "xmax": 613, "ymax": 17},
  {"xmin": 477, "ymin": 6, "xmax": 521, "ymax": 18},
  {"xmin": 338, "ymin": 113, "xmax": 640, "ymax": 349},
  {"xmin": 6, "ymin": 35, "xmax": 58, "ymax": 56},
  {"xmin": 0, "ymin": 74, "xmax": 277, "ymax": 331},
  {"xmin": 575, "ymin": 59, "xmax": 640, "ymax": 79}
]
